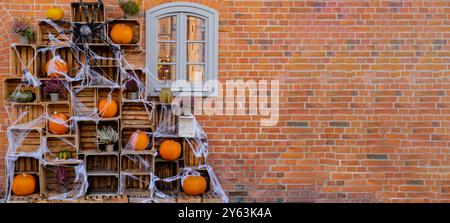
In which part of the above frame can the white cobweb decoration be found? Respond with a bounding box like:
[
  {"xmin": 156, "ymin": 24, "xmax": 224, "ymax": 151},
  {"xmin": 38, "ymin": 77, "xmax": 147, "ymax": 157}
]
[{"xmin": 4, "ymin": 17, "xmax": 227, "ymax": 203}]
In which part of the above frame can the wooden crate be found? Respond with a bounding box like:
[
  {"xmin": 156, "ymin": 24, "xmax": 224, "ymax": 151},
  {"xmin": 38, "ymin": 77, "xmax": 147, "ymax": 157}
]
[
  {"xmin": 8, "ymin": 104, "xmax": 45, "ymax": 128},
  {"xmin": 121, "ymin": 153, "xmax": 152, "ymax": 173},
  {"xmin": 92, "ymin": 66, "xmax": 120, "ymax": 85},
  {"xmin": 85, "ymin": 154, "xmax": 119, "ymax": 175},
  {"xmin": 89, "ymin": 45, "xmax": 117, "ymax": 67},
  {"xmin": 154, "ymin": 104, "xmax": 179, "ymax": 136},
  {"xmin": 154, "ymin": 161, "xmax": 178, "ymax": 193},
  {"xmin": 76, "ymin": 121, "xmax": 97, "ymax": 152},
  {"xmin": 44, "ymin": 136, "xmax": 77, "ymax": 162},
  {"xmin": 121, "ymin": 127, "xmax": 153, "ymax": 151},
  {"xmin": 40, "ymin": 79, "xmax": 70, "ymax": 102},
  {"xmin": 84, "ymin": 195, "xmax": 128, "ymax": 203},
  {"xmin": 14, "ymin": 157, "xmax": 40, "ymax": 174},
  {"xmin": 87, "ymin": 176, "xmax": 119, "ymax": 195},
  {"xmin": 40, "ymin": 164, "xmax": 78, "ymax": 197},
  {"xmin": 177, "ymin": 193, "xmax": 202, "ymax": 203},
  {"xmin": 107, "ymin": 19, "xmax": 141, "ymax": 50},
  {"xmin": 10, "ymin": 44, "xmax": 36, "ymax": 77},
  {"xmin": 182, "ymin": 138, "xmax": 206, "ymax": 168},
  {"xmin": 46, "ymin": 103, "xmax": 74, "ymax": 135},
  {"xmin": 97, "ymin": 88, "xmax": 121, "ymax": 119},
  {"xmin": 37, "ymin": 20, "xmax": 72, "ymax": 45},
  {"xmin": 201, "ymin": 192, "xmax": 224, "ymax": 203},
  {"xmin": 36, "ymin": 46, "xmax": 75, "ymax": 78},
  {"xmin": 4, "ymin": 78, "xmax": 40, "ymax": 104},
  {"xmin": 71, "ymin": 1, "xmax": 105, "ymax": 23},
  {"xmin": 121, "ymin": 102, "xmax": 153, "ymax": 128},
  {"xmin": 8, "ymin": 129, "xmax": 42, "ymax": 153},
  {"xmin": 120, "ymin": 174, "xmax": 151, "ymax": 196},
  {"xmin": 9, "ymin": 159, "xmax": 40, "ymax": 199},
  {"xmin": 155, "ymin": 137, "xmax": 184, "ymax": 161},
  {"xmin": 179, "ymin": 168, "xmax": 211, "ymax": 195},
  {"xmin": 122, "ymin": 69, "xmax": 146, "ymax": 100},
  {"xmin": 72, "ymin": 87, "xmax": 97, "ymax": 116},
  {"xmin": 153, "ymin": 193, "xmax": 177, "ymax": 203}
]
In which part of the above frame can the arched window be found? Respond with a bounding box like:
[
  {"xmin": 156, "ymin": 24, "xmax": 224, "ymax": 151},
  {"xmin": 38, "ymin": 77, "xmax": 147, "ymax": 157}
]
[{"xmin": 146, "ymin": 2, "xmax": 219, "ymax": 96}]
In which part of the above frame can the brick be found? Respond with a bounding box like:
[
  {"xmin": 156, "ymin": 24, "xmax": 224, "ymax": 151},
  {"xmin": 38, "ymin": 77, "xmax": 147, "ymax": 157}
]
[
  {"xmin": 330, "ymin": 122, "xmax": 350, "ymax": 127},
  {"xmin": 366, "ymin": 154, "xmax": 389, "ymax": 160}
]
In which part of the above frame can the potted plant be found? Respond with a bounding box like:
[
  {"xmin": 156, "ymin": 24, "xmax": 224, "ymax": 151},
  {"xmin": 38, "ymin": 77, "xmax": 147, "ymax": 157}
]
[
  {"xmin": 12, "ymin": 18, "xmax": 35, "ymax": 44},
  {"xmin": 97, "ymin": 126, "xmax": 119, "ymax": 152},
  {"xmin": 125, "ymin": 79, "xmax": 139, "ymax": 100},
  {"xmin": 43, "ymin": 79, "xmax": 65, "ymax": 102},
  {"xmin": 118, "ymin": 0, "xmax": 140, "ymax": 19}
]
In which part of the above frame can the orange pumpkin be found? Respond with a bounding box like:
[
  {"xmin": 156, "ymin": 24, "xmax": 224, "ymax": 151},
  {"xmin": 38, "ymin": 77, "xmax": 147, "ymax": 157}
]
[
  {"xmin": 130, "ymin": 131, "xmax": 149, "ymax": 150},
  {"xmin": 46, "ymin": 57, "xmax": 68, "ymax": 78},
  {"xmin": 12, "ymin": 173, "xmax": 36, "ymax": 196},
  {"xmin": 159, "ymin": 140, "xmax": 181, "ymax": 161},
  {"xmin": 48, "ymin": 111, "xmax": 69, "ymax": 135},
  {"xmin": 182, "ymin": 175, "xmax": 207, "ymax": 196},
  {"xmin": 98, "ymin": 98, "xmax": 118, "ymax": 118},
  {"xmin": 110, "ymin": 23, "xmax": 133, "ymax": 44}
]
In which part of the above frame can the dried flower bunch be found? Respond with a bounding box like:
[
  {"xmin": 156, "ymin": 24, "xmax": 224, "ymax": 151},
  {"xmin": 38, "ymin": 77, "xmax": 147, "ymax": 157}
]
[
  {"xmin": 97, "ymin": 126, "xmax": 119, "ymax": 145},
  {"xmin": 12, "ymin": 18, "xmax": 35, "ymax": 40},
  {"xmin": 118, "ymin": 0, "xmax": 140, "ymax": 16},
  {"xmin": 56, "ymin": 166, "xmax": 68, "ymax": 186},
  {"xmin": 43, "ymin": 79, "xmax": 65, "ymax": 95}
]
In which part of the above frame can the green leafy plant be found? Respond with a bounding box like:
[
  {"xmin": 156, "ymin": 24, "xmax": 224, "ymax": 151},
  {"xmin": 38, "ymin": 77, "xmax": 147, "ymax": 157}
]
[
  {"xmin": 97, "ymin": 126, "xmax": 119, "ymax": 145},
  {"xmin": 118, "ymin": 0, "xmax": 140, "ymax": 17},
  {"xmin": 12, "ymin": 18, "xmax": 35, "ymax": 41}
]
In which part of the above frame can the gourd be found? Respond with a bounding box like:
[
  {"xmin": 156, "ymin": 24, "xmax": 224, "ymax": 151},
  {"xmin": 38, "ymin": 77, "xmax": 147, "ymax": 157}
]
[
  {"xmin": 110, "ymin": 23, "xmax": 133, "ymax": 44},
  {"xmin": 12, "ymin": 174, "xmax": 36, "ymax": 196},
  {"xmin": 46, "ymin": 57, "xmax": 68, "ymax": 78},
  {"xmin": 182, "ymin": 175, "xmax": 207, "ymax": 196},
  {"xmin": 57, "ymin": 150, "xmax": 71, "ymax": 160},
  {"xmin": 48, "ymin": 111, "xmax": 69, "ymax": 135},
  {"xmin": 159, "ymin": 140, "xmax": 181, "ymax": 161},
  {"xmin": 8, "ymin": 90, "xmax": 36, "ymax": 103},
  {"xmin": 98, "ymin": 98, "xmax": 118, "ymax": 118},
  {"xmin": 159, "ymin": 88, "xmax": 173, "ymax": 103},
  {"xmin": 130, "ymin": 131, "xmax": 149, "ymax": 150},
  {"xmin": 46, "ymin": 7, "xmax": 64, "ymax": 20}
]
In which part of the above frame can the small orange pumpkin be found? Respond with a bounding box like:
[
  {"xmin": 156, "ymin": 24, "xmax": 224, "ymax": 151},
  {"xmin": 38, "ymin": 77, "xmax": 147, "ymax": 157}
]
[
  {"xmin": 98, "ymin": 98, "xmax": 118, "ymax": 118},
  {"xmin": 110, "ymin": 23, "xmax": 133, "ymax": 44},
  {"xmin": 182, "ymin": 175, "xmax": 207, "ymax": 196},
  {"xmin": 159, "ymin": 140, "xmax": 181, "ymax": 161},
  {"xmin": 12, "ymin": 173, "xmax": 36, "ymax": 196},
  {"xmin": 130, "ymin": 131, "xmax": 149, "ymax": 150},
  {"xmin": 48, "ymin": 111, "xmax": 69, "ymax": 135},
  {"xmin": 46, "ymin": 57, "xmax": 68, "ymax": 78}
]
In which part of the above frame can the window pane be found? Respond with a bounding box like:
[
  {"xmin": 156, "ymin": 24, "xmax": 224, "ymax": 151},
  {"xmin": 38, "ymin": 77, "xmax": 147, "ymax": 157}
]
[
  {"xmin": 187, "ymin": 16, "xmax": 205, "ymax": 41},
  {"xmin": 158, "ymin": 43, "xmax": 176, "ymax": 62},
  {"xmin": 158, "ymin": 16, "xmax": 177, "ymax": 41},
  {"xmin": 158, "ymin": 64, "xmax": 176, "ymax": 81},
  {"xmin": 187, "ymin": 65, "xmax": 205, "ymax": 81},
  {"xmin": 187, "ymin": 43, "xmax": 205, "ymax": 63}
]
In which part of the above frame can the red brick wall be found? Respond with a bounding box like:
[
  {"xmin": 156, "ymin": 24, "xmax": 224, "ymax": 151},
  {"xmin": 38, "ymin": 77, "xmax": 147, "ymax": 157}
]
[{"xmin": 0, "ymin": 0, "xmax": 449, "ymax": 202}]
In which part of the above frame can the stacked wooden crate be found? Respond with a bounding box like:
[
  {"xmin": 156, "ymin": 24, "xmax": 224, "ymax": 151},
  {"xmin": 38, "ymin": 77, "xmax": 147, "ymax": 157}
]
[{"xmin": 5, "ymin": 1, "xmax": 221, "ymax": 203}]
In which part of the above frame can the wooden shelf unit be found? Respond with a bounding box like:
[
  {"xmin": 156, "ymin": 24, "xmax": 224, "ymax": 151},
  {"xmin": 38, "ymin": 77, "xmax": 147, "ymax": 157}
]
[{"xmin": 5, "ymin": 1, "xmax": 218, "ymax": 203}]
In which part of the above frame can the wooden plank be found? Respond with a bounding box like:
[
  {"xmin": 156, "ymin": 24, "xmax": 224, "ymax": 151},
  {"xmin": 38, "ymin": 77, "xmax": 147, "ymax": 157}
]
[{"xmin": 177, "ymin": 193, "xmax": 202, "ymax": 203}]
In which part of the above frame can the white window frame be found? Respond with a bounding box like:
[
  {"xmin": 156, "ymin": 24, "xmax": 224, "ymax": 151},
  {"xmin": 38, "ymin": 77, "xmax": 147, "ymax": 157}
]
[{"xmin": 146, "ymin": 2, "xmax": 219, "ymax": 96}]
